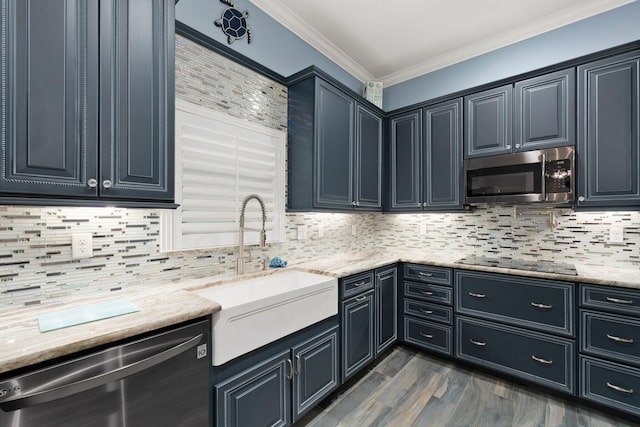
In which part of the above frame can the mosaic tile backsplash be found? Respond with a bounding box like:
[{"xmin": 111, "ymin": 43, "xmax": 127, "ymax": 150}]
[{"xmin": 0, "ymin": 35, "xmax": 638, "ymax": 310}]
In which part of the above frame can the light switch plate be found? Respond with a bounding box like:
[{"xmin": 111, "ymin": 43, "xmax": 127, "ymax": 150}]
[
  {"xmin": 297, "ymin": 226, "xmax": 308, "ymax": 240},
  {"xmin": 351, "ymin": 224, "xmax": 357, "ymax": 236},
  {"xmin": 318, "ymin": 224, "xmax": 325, "ymax": 238},
  {"xmin": 419, "ymin": 224, "xmax": 427, "ymax": 235}
]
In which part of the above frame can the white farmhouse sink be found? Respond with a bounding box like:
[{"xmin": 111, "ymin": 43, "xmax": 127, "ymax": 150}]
[{"xmin": 192, "ymin": 270, "xmax": 338, "ymax": 366}]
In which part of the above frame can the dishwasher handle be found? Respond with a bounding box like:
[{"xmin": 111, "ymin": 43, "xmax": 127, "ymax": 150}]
[{"xmin": 0, "ymin": 333, "xmax": 203, "ymax": 412}]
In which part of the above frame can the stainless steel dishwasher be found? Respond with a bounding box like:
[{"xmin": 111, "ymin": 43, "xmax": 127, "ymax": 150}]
[{"xmin": 0, "ymin": 319, "xmax": 210, "ymax": 427}]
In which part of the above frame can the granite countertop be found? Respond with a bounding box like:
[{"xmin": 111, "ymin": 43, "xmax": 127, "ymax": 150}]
[
  {"xmin": 0, "ymin": 287, "xmax": 219, "ymax": 375},
  {"xmin": 1, "ymin": 249, "xmax": 639, "ymax": 376}
]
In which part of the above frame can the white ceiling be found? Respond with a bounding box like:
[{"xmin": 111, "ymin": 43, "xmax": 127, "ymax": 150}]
[{"xmin": 249, "ymin": 0, "xmax": 635, "ymax": 87}]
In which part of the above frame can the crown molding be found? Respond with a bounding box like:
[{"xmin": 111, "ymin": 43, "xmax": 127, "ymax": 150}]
[
  {"xmin": 250, "ymin": 0, "xmax": 635, "ymax": 88},
  {"xmin": 248, "ymin": 0, "xmax": 374, "ymax": 84},
  {"xmin": 379, "ymin": 0, "xmax": 636, "ymax": 87}
]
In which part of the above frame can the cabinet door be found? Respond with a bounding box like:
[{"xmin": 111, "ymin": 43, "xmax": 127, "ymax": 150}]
[
  {"xmin": 388, "ymin": 111, "xmax": 422, "ymax": 211},
  {"xmin": 292, "ymin": 326, "xmax": 339, "ymax": 422},
  {"xmin": 375, "ymin": 267, "xmax": 397, "ymax": 355},
  {"xmin": 341, "ymin": 290, "xmax": 375, "ymax": 382},
  {"xmin": 514, "ymin": 68, "xmax": 575, "ymax": 152},
  {"xmin": 215, "ymin": 351, "xmax": 291, "ymax": 427},
  {"xmin": 0, "ymin": 0, "xmax": 99, "ymax": 197},
  {"xmin": 465, "ymin": 85, "xmax": 512, "ymax": 158},
  {"xmin": 355, "ymin": 104, "xmax": 382, "ymax": 210},
  {"xmin": 99, "ymin": 0, "xmax": 174, "ymax": 201},
  {"xmin": 423, "ymin": 98, "xmax": 463, "ymax": 210},
  {"xmin": 577, "ymin": 51, "xmax": 640, "ymax": 208},
  {"xmin": 314, "ymin": 80, "xmax": 354, "ymax": 209}
]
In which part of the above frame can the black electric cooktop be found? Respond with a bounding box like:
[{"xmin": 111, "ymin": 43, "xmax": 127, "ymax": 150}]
[{"xmin": 456, "ymin": 255, "xmax": 578, "ymax": 276}]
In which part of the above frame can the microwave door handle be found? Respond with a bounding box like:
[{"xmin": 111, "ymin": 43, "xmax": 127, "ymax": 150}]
[{"xmin": 540, "ymin": 154, "xmax": 546, "ymax": 201}]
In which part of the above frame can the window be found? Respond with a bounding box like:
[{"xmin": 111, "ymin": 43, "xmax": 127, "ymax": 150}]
[{"xmin": 161, "ymin": 100, "xmax": 285, "ymax": 251}]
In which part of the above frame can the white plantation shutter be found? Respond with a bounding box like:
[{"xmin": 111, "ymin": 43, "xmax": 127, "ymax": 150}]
[{"xmin": 162, "ymin": 100, "xmax": 285, "ymax": 251}]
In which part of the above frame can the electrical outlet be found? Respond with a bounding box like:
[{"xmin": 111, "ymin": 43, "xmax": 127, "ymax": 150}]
[
  {"xmin": 419, "ymin": 224, "xmax": 427, "ymax": 235},
  {"xmin": 72, "ymin": 233, "xmax": 93, "ymax": 259},
  {"xmin": 351, "ymin": 224, "xmax": 357, "ymax": 236},
  {"xmin": 609, "ymin": 226, "xmax": 624, "ymax": 244},
  {"xmin": 297, "ymin": 226, "xmax": 308, "ymax": 240},
  {"xmin": 318, "ymin": 224, "xmax": 325, "ymax": 238}
]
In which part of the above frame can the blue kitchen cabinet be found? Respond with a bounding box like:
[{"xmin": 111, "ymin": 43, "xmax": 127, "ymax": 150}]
[
  {"xmin": 214, "ymin": 321, "xmax": 339, "ymax": 426},
  {"xmin": 387, "ymin": 98, "xmax": 463, "ymax": 212},
  {"xmin": 288, "ymin": 72, "xmax": 382, "ymax": 211},
  {"xmin": 0, "ymin": 0, "xmax": 174, "ymax": 205},
  {"xmin": 514, "ymin": 68, "xmax": 575, "ymax": 152},
  {"xmin": 465, "ymin": 85, "xmax": 513, "ymax": 158},
  {"xmin": 576, "ymin": 50, "xmax": 640, "ymax": 208},
  {"xmin": 375, "ymin": 266, "xmax": 398, "ymax": 355}
]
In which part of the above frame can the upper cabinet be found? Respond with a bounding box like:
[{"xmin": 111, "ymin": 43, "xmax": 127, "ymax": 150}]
[
  {"xmin": 0, "ymin": 0, "xmax": 174, "ymax": 206},
  {"xmin": 387, "ymin": 99, "xmax": 463, "ymax": 212},
  {"xmin": 464, "ymin": 85, "xmax": 512, "ymax": 158},
  {"xmin": 576, "ymin": 50, "xmax": 640, "ymax": 209},
  {"xmin": 514, "ymin": 68, "xmax": 575, "ymax": 152},
  {"xmin": 288, "ymin": 74, "xmax": 382, "ymax": 211}
]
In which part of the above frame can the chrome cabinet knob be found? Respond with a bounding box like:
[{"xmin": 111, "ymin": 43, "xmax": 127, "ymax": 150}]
[
  {"xmin": 102, "ymin": 180, "xmax": 112, "ymax": 189},
  {"xmin": 87, "ymin": 178, "xmax": 98, "ymax": 188},
  {"xmin": 578, "ymin": 196, "xmax": 585, "ymax": 202},
  {"xmin": 351, "ymin": 200, "xmax": 356, "ymax": 206},
  {"xmin": 515, "ymin": 144, "xmax": 521, "ymax": 149},
  {"xmin": 506, "ymin": 145, "xmax": 512, "ymax": 150}
]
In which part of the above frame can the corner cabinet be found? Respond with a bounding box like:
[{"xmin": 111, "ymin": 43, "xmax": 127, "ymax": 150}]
[
  {"xmin": 576, "ymin": 50, "xmax": 640, "ymax": 209},
  {"xmin": 288, "ymin": 74, "xmax": 382, "ymax": 211},
  {"xmin": 0, "ymin": 0, "xmax": 174, "ymax": 205},
  {"xmin": 387, "ymin": 98, "xmax": 463, "ymax": 212}
]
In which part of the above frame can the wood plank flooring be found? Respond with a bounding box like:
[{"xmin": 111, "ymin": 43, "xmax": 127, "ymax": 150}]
[{"xmin": 295, "ymin": 346, "xmax": 638, "ymax": 427}]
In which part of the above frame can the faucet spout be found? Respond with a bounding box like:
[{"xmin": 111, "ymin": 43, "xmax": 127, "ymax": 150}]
[{"xmin": 237, "ymin": 194, "xmax": 267, "ymax": 275}]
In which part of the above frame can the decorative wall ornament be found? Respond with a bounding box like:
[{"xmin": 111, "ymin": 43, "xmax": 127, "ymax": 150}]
[{"xmin": 214, "ymin": 0, "xmax": 252, "ymax": 45}]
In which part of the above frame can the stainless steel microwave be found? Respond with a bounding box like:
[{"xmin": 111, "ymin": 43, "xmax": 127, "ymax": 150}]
[{"xmin": 464, "ymin": 146, "xmax": 574, "ymax": 205}]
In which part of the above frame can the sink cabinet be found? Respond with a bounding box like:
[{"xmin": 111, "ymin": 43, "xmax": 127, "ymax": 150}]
[
  {"xmin": 0, "ymin": 0, "xmax": 175, "ymax": 206},
  {"xmin": 214, "ymin": 320, "xmax": 339, "ymax": 426},
  {"xmin": 288, "ymin": 73, "xmax": 382, "ymax": 211}
]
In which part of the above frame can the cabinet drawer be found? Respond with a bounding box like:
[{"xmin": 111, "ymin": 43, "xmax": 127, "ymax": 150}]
[
  {"xmin": 580, "ymin": 284, "xmax": 640, "ymax": 316},
  {"xmin": 581, "ymin": 356, "xmax": 640, "ymax": 417},
  {"xmin": 456, "ymin": 316, "xmax": 575, "ymax": 394},
  {"xmin": 404, "ymin": 299, "xmax": 452, "ymax": 324},
  {"xmin": 341, "ymin": 271, "xmax": 374, "ymax": 299},
  {"xmin": 404, "ymin": 281, "xmax": 452, "ymax": 305},
  {"xmin": 404, "ymin": 264, "xmax": 451, "ymax": 286},
  {"xmin": 404, "ymin": 317, "xmax": 452, "ymax": 355},
  {"xmin": 581, "ymin": 310, "xmax": 640, "ymax": 367},
  {"xmin": 455, "ymin": 270, "xmax": 574, "ymax": 336}
]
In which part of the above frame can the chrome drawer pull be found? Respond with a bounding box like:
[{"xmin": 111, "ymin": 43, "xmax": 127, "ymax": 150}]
[
  {"xmin": 355, "ymin": 296, "xmax": 367, "ymax": 302},
  {"xmin": 531, "ymin": 302, "xmax": 553, "ymax": 309},
  {"xmin": 286, "ymin": 359, "xmax": 293, "ymax": 380},
  {"xmin": 420, "ymin": 332, "xmax": 434, "ymax": 339},
  {"xmin": 353, "ymin": 281, "xmax": 367, "ymax": 287},
  {"xmin": 606, "ymin": 334, "xmax": 635, "ymax": 344},
  {"xmin": 606, "ymin": 297, "xmax": 634, "ymax": 305},
  {"xmin": 469, "ymin": 339, "xmax": 486, "ymax": 347},
  {"xmin": 607, "ymin": 382, "xmax": 635, "ymax": 394},
  {"xmin": 419, "ymin": 291, "xmax": 434, "ymax": 296},
  {"xmin": 468, "ymin": 292, "xmax": 486, "ymax": 299},
  {"xmin": 418, "ymin": 272, "xmax": 433, "ymax": 277},
  {"xmin": 531, "ymin": 355, "xmax": 553, "ymax": 365},
  {"xmin": 419, "ymin": 309, "xmax": 434, "ymax": 315}
]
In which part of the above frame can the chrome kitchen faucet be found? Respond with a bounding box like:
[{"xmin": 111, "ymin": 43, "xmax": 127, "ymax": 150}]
[{"xmin": 237, "ymin": 194, "xmax": 267, "ymax": 275}]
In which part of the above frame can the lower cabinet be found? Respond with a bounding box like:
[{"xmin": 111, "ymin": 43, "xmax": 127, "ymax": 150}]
[
  {"xmin": 579, "ymin": 283, "xmax": 640, "ymax": 417},
  {"xmin": 214, "ymin": 323, "xmax": 339, "ymax": 427},
  {"xmin": 340, "ymin": 265, "xmax": 397, "ymax": 383}
]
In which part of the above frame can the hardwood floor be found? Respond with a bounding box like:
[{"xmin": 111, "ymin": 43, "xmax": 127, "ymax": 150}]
[{"xmin": 295, "ymin": 346, "xmax": 638, "ymax": 427}]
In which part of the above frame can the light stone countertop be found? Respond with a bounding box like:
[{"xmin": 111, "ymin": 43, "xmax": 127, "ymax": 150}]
[
  {"xmin": 0, "ymin": 287, "xmax": 219, "ymax": 375},
  {"xmin": 2, "ymin": 249, "xmax": 639, "ymax": 376}
]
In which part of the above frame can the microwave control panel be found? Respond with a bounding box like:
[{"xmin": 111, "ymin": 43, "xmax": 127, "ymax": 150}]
[{"xmin": 545, "ymin": 159, "xmax": 572, "ymax": 193}]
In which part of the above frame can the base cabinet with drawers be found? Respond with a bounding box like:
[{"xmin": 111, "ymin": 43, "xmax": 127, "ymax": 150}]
[
  {"xmin": 579, "ymin": 284, "xmax": 640, "ymax": 417},
  {"xmin": 400, "ymin": 264, "xmax": 453, "ymax": 356},
  {"xmin": 340, "ymin": 266, "xmax": 397, "ymax": 382},
  {"xmin": 453, "ymin": 270, "xmax": 576, "ymax": 394},
  {"xmin": 213, "ymin": 319, "xmax": 339, "ymax": 427}
]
